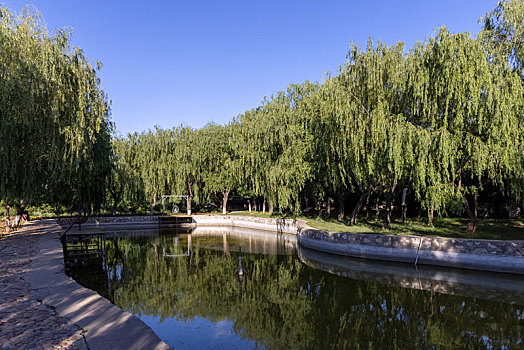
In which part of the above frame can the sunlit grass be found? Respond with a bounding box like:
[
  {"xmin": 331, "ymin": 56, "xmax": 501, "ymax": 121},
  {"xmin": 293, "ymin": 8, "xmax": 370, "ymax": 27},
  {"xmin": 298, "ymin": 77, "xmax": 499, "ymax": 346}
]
[{"xmin": 227, "ymin": 211, "xmax": 524, "ymax": 240}]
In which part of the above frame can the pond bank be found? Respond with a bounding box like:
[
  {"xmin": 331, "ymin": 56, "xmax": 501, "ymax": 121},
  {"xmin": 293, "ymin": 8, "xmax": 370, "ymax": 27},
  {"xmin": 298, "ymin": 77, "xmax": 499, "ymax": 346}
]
[
  {"xmin": 180, "ymin": 214, "xmax": 524, "ymax": 275},
  {"xmin": 8, "ymin": 220, "xmax": 170, "ymax": 350},
  {"xmin": 10, "ymin": 215, "xmax": 522, "ymax": 349},
  {"xmin": 60, "ymin": 214, "xmax": 524, "ymax": 274},
  {"xmin": 0, "ymin": 221, "xmax": 85, "ymax": 349},
  {"xmin": 298, "ymin": 227, "xmax": 524, "ymax": 275}
]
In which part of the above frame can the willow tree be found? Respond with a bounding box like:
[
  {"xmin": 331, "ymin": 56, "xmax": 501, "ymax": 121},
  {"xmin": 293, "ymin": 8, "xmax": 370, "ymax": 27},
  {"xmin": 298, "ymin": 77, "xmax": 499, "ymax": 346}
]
[
  {"xmin": 482, "ymin": 0, "xmax": 524, "ymax": 209},
  {"xmin": 240, "ymin": 84, "xmax": 314, "ymax": 215},
  {"xmin": 483, "ymin": 0, "xmax": 524, "ymax": 79},
  {"xmin": 109, "ymin": 136, "xmax": 145, "ymax": 215},
  {"xmin": 136, "ymin": 128, "xmax": 172, "ymax": 214},
  {"xmin": 200, "ymin": 123, "xmax": 243, "ymax": 214},
  {"xmin": 236, "ymin": 108, "xmax": 264, "ymax": 211},
  {"xmin": 406, "ymin": 27, "xmax": 524, "ymax": 231},
  {"xmin": 316, "ymin": 41, "xmax": 414, "ymax": 227},
  {"xmin": 168, "ymin": 126, "xmax": 205, "ymax": 214},
  {"xmin": 0, "ymin": 6, "xmax": 112, "ymax": 223}
]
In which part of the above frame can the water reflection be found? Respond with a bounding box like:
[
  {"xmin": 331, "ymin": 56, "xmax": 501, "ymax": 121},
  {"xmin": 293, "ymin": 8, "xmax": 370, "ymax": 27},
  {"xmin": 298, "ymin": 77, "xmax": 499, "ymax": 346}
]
[{"xmin": 67, "ymin": 226, "xmax": 524, "ymax": 349}]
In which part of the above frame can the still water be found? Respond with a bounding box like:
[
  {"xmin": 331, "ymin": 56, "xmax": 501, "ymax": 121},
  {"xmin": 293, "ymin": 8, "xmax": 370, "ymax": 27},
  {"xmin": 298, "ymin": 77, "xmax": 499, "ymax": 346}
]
[{"xmin": 67, "ymin": 226, "xmax": 524, "ymax": 349}]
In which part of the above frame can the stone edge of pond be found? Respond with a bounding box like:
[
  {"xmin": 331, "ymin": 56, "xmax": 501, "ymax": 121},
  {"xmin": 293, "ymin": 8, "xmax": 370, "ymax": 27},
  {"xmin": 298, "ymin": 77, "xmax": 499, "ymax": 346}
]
[
  {"xmin": 24, "ymin": 219, "xmax": 172, "ymax": 350},
  {"xmin": 57, "ymin": 214, "xmax": 523, "ymax": 274},
  {"xmin": 298, "ymin": 228, "xmax": 524, "ymax": 275},
  {"xmin": 58, "ymin": 214, "xmax": 307, "ymax": 235},
  {"xmin": 191, "ymin": 214, "xmax": 306, "ymax": 235}
]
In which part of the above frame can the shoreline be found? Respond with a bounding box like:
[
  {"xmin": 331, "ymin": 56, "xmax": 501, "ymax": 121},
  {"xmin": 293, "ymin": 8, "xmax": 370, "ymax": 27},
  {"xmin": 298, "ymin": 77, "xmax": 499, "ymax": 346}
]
[
  {"xmin": 22, "ymin": 220, "xmax": 170, "ymax": 350},
  {"xmin": 60, "ymin": 214, "xmax": 524, "ymax": 274},
  {"xmin": 3, "ymin": 215, "xmax": 522, "ymax": 348}
]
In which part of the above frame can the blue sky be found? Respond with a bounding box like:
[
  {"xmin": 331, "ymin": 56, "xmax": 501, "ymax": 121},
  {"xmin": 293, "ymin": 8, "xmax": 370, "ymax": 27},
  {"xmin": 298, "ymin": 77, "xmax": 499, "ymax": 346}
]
[{"xmin": 2, "ymin": 0, "xmax": 496, "ymax": 135}]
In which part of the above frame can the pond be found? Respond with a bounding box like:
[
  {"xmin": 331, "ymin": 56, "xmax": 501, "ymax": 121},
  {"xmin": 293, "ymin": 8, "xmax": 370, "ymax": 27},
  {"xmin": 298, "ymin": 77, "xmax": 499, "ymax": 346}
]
[{"xmin": 66, "ymin": 226, "xmax": 524, "ymax": 349}]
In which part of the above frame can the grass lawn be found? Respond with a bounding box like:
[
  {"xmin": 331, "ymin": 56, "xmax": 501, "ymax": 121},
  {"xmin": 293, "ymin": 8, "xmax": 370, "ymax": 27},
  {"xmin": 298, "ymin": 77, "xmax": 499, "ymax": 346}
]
[{"xmin": 227, "ymin": 211, "xmax": 524, "ymax": 241}]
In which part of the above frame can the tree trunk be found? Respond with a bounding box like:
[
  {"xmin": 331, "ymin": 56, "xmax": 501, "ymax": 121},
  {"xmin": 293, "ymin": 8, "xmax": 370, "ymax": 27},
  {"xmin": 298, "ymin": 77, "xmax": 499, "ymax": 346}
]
[
  {"xmin": 337, "ymin": 191, "xmax": 346, "ymax": 222},
  {"xmin": 463, "ymin": 194, "xmax": 478, "ymax": 232},
  {"xmin": 401, "ymin": 188, "xmax": 408, "ymax": 225},
  {"xmin": 262, "ymin": 197, "xmax": 266, "ymax": 213},
  {"xmin": 375, "ymin": 196, "xmax": 381, "ymax": 222},
  {"xmin": 365, "ymin": 193, "xmax": 370, "ymax": 219},
  {"xmin": 268, "ymin": 199, "xmax": 274, "ymax": 215},
  {"xmin": 55, "ymin": 203, "xmax": 61, "ymax": 219},
  {"xmin": 187, "ymin": 195, "xmax": 193, "ymax": 215},
  {"xmin": 248, "ymin": 199, "xmax": 252, "ymax": 212},
  {"xmin": 428, "ymin": 206, "xmax": 434, "ymax": 226},
  {"xmin": 222, "ymin": 189, "xmax": 230, "ymax": 215},
  {"xmin": 150, "ymin": 192, "xmax": 157, "ymax": 215},
  {"xmin": 112, "ymin": 192, "xmax": 120, "ymax": 216},
  {"xmin": 187, "ymin": 180, "xmax": 193, "ymax": 215},
  {"xmin": 112, "ymin": 198, "xmax": 118, "ymax": 216},
  {"xmin": 382, "ymin": 189, "xmax": 394, "ymax": 230},
  {"xmin": 326, "ymin": 197, "xmax": 331, "ymax": 218},
  {"xmin": 474, "ymin": 191, "xmax": 478, "ymax": 219},
  {"xmin": 4, "ymin": 201, "xmax": 10, "ymax": 233},
  {"xmin": 457, "ymin": 170, "xmax": 477, "ymax": 232},
  {"xmin": 350, "ymin": 191, "xmax": 369, "ymax": 225}
]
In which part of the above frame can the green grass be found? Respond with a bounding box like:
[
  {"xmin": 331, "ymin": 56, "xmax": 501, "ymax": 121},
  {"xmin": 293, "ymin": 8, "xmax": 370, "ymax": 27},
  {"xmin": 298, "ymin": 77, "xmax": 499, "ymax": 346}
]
[{"xmin": 227, "ymin": 211, "xmax": 524, "ymax": 241}]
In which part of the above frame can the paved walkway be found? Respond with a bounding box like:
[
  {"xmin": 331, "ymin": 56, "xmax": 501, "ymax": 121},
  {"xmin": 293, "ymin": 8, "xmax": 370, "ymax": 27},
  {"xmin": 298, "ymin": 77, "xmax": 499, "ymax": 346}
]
[
  {"xmin": 0, "ymin": 222, "xmax": 86, "ymax": 349},
  {"xmin": 1, "ymin": 220, "xmax": 170, "ymax": 350}
]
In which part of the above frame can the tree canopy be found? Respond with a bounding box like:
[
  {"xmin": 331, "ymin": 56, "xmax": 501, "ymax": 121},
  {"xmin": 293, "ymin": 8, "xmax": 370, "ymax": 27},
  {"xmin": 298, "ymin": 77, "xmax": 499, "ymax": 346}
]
[
  {"xmin": 2, "ymin": 2, "xmax": 524, "ymax": 233},
  {"xmin": 0, "ymin": 6, "xmax": 112, "ymax": 218}
]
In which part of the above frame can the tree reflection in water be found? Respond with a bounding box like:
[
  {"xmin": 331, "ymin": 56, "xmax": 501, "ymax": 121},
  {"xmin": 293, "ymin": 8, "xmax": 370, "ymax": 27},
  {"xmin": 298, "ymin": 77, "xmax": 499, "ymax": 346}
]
[{"xmin": 68, "ymin": 228, "xmax": 524, "ymax": 349}]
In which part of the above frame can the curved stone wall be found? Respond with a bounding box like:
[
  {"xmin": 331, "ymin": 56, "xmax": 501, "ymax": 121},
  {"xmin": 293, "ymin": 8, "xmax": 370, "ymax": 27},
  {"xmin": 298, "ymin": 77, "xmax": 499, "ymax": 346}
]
[
  {"xmin": 57, "ymin": 214, "xmax": 524, "ymax": 274},
  {"xmin": 298, "ymin": 228, "xmax": 524, "ymax": 274}
]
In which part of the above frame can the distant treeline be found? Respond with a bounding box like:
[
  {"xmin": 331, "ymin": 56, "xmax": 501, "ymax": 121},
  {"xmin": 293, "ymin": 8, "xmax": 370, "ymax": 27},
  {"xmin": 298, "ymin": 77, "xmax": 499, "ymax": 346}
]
[{"xmin": 1, "ymin": 1, "xmax": 524, "ymax": 232}]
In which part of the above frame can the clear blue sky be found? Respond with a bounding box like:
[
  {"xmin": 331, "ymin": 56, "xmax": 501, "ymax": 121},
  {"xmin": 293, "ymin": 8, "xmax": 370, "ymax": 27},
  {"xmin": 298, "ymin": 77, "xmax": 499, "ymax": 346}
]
[{"xmin": 2, "ymin": 0, "xmax": 496, "ymax": 135}]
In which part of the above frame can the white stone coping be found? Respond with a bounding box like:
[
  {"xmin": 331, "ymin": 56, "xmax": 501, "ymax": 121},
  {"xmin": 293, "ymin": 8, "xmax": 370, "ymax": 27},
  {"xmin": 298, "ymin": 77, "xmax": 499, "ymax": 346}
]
[
  {"xmin": 191, "ymin": 215, "xmax": 306, "ymax": 235},
  {"xmin": 25, "ymin": 220, "xmax": 171, "ymax": 350},
  {"xmin": 57, "ymin": 214, "xmax": 524, "ymax": 274},
  {"xmin": 298, "ymin": 230, "xmax": 524, "ymax": 275}
]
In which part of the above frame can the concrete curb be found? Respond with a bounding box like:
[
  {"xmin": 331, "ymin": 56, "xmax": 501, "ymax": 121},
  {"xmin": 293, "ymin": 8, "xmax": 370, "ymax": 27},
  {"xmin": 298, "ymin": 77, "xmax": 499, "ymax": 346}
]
[
  {"xmin": 192, "ymin": 214, "xmax": 305, "ymax": 235},
  {"xmin": 298, "ymin": 229, "xmax": 524, "ymax": 275},
  {"xmin": 55, "ymin": 214, "xmax": 524, "ymax": 274},
  {"xmin": 25, "ymin": 220, "xmax": 171, "ymax": 350}
]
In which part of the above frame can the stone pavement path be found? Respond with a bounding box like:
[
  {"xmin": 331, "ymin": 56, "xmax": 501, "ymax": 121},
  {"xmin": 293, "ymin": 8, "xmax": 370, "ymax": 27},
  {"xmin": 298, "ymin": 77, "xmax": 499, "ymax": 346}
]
[{"xmin": 0, "ymin": 225, "xmax": 86, "ymax": 350}]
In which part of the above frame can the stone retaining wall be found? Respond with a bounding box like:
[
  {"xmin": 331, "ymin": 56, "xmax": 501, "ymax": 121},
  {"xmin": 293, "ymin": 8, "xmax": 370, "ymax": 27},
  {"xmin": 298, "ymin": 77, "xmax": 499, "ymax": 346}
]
[
  {"xmin": 298, "ymin": 229, "xmax": 524, "ymax": 274},
  {"xmin": 58, "ymin": 215, "xmax": 158, "ymax": 225},
  {"xmin": 57, "ymin": 214, "xmax": 524, "ymax": 274},
  {"xmin": 192, "ymin": 215, "xmax": 305, "ymax": 235},
  {"xmin": 58, "ymin": 214, "xmax": 304, "ymax": 235}
]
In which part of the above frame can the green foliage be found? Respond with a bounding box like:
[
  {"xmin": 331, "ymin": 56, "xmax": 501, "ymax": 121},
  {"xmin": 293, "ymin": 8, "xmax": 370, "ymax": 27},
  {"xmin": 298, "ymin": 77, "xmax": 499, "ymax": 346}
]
[
  {"xmin": 199, "ymin": 123, "xmax": 242, "ymax": 202},
  {"xmin": 0, "ymin": 6, "xmax": 112, "ymax": 211},
  {"xmin": 3, "ymin": 2, "xmax": 521, "ymax": 231},
  {"xmin": 483, "ymin": 0, "xmax": 524, "ymax": 78},
  {"xmin": 168, "ymin": 126, "xmax": 205, "ymax": 206},
  {"xmin": 111, "ymin": 20, "xmax": 524, "ymax": 227},
  {"xmin": 239, "ymin": 83, "xmax": 316, "ymax": 212}
]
